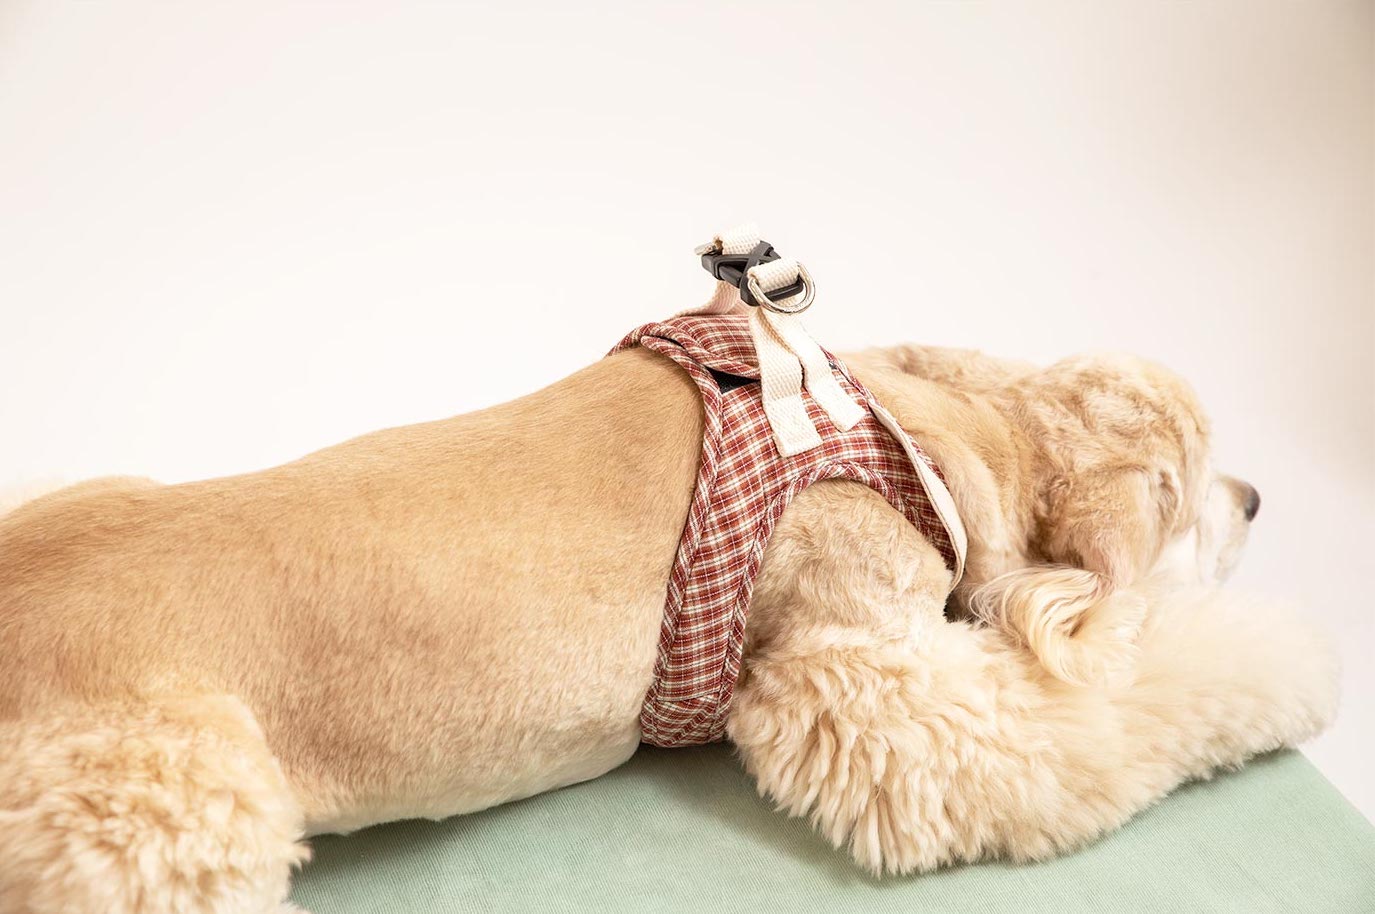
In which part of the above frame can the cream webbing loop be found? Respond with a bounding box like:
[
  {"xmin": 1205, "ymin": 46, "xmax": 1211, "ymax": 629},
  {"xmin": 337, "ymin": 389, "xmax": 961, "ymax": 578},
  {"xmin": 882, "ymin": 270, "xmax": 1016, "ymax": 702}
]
[
  {"xmin": 687, "ymin": 225, "xmax": 862, "ymax": 457},
  {"xmin": 755, "ymin": 307, "xmax": 865, "ymax": 441},
  {"xmin": 749, "ymin": 307, "xmax": 822, "ymax": 454},
  {"xmin": 715, "ymin": 224, "xmax": 761, "ymax": 257}
]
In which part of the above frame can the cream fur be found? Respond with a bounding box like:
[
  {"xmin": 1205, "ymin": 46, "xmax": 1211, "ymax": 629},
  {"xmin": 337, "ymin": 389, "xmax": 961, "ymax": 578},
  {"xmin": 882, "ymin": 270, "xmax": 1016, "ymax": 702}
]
[
  {"xmin": 0, "ymin": 698, "xmax": 308, "ymax": 914},
  {"xmin": 970, "ymin": 565, "xmax": 1148, "ymax": 685},
  {"xmin": 0, "ymin": 343, "xmax": 1339, "ymax": 910}
]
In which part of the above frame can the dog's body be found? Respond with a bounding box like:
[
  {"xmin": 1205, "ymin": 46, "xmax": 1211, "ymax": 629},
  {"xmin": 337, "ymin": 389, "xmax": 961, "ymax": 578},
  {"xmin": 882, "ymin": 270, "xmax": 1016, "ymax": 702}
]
[
  {"xmin": 0, "ymin": 343, "xmax": 1338, "ymax": 914},
  {"xmin": 1, "ymin": 349, "xmax": 701, "ymax": 833}
]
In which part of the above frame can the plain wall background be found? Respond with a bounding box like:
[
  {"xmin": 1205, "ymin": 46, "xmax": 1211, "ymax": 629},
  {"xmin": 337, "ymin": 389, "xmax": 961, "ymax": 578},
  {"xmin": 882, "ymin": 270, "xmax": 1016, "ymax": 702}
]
[{"xmin": 1, "ymin": 2, "xmax": 1371, "ymax": 817}]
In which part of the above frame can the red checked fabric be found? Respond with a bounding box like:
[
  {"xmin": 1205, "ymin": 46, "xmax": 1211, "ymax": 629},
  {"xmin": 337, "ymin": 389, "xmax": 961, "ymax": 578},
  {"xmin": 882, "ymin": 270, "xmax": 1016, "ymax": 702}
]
[{"xmin": 612, "ymin": 313, "xmax": 959, "ymax": 748}]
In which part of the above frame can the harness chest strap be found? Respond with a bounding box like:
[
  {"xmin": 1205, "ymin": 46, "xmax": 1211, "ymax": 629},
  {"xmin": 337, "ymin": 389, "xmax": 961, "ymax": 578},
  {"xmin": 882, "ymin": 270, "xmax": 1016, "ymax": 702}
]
[
  {"xmin": 613, "ymin": 314, "xmax": 968, "ymax": 746},
  {"xmin": 612, "ymin": 225, "xmax": 970, "ymax": 746}
]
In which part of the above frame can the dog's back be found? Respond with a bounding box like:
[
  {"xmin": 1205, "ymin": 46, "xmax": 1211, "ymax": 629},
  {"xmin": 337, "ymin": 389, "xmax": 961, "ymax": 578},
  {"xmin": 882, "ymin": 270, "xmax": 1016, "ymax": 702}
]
[{"xmin": 0, "ymin": 348, "xmax": 708, "ymax": 911}]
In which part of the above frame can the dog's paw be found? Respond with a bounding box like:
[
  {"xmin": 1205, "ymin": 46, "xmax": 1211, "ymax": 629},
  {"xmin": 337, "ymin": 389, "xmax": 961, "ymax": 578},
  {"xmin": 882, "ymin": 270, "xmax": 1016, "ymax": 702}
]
[{"xmin": 1134, "ymin": 585, "xmax": 1342, "ymax": 759}]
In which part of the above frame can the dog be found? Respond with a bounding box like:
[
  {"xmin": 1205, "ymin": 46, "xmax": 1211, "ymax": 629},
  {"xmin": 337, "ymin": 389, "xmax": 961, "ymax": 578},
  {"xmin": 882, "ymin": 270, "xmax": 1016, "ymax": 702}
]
[{"xmin": 0, "ymin": 338, "xmax": 1338, "ymax": 913}]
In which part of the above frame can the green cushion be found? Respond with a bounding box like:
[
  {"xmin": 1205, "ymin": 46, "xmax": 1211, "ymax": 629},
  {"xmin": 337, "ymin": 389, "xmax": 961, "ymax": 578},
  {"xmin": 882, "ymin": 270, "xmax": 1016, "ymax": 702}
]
[{"xmin": 291, "ymin": 748, "xmax": 1374, "ymax": 913}]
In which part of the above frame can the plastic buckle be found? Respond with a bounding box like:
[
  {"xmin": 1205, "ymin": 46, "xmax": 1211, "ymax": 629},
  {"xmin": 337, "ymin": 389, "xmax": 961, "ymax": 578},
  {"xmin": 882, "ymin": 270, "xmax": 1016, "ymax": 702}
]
[{"xmin": 700, "ymin": 240, "xmax": 806, "ymax": 307}]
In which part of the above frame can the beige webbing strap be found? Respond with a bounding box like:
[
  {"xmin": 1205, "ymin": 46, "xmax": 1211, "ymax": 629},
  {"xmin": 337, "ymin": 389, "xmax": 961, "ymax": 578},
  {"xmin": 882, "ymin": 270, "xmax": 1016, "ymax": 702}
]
[
  {"xmin": 750, "ymin": 307, "xmax": 823, "ymax": 454},
  {"xmin": 755, "ymin": 305, "xmax": 865, "ymax": 442},
  {"xmin": 686, "ymin": 224, "xmax": 861, "ymax": 457},
  {"xmin": 869, "ymin": 401, "xmax": 969, "ymax": 585}
]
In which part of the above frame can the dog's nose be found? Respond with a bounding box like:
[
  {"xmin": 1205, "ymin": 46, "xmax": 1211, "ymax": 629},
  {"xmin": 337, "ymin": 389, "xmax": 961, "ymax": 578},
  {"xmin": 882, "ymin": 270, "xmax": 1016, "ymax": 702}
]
[{"xmin": 1240, "ymin": 482, "xmax": 1261, "ymax": 521}]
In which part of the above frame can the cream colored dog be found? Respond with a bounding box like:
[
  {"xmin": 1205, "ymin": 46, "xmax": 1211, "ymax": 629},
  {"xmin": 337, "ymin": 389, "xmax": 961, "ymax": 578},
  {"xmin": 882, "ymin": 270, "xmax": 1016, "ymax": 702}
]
[{"xmin": 0, "ymin": 342, "xmax": 1338, "ymax": 913}]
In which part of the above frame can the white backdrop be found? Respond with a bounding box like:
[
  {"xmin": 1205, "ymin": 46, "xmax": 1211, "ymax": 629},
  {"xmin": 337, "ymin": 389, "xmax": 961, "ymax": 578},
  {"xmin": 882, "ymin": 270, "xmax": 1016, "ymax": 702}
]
[{"xmin": 1, "ymin": 2, "xmax": 1371, "ymax": 817}]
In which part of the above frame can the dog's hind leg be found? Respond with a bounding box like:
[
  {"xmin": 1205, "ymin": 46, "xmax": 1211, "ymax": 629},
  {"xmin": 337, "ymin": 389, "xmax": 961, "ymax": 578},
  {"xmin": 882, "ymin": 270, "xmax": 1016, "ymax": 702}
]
[
  {"xmin": 730, "ymin": 582, "xmax": 1339, "ymax": 875},
  {"xmin": 0, "ymin": 695, "xmax": 310, "ymax": 914}
]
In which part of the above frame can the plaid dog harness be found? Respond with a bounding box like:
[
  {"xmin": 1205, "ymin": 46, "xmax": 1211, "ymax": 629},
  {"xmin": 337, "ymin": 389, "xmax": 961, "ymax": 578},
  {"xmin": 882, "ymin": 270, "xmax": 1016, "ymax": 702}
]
[{"xmin": 614, "ymin": 292, "xmax": 967, "ymax": 746}]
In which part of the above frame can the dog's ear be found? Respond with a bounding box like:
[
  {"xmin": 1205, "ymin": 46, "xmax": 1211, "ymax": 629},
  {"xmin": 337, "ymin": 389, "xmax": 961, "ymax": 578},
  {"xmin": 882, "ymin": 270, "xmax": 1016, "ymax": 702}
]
[{"xmin": 972, "ymin": 467, "xmax": 1162, "ymax": 685}]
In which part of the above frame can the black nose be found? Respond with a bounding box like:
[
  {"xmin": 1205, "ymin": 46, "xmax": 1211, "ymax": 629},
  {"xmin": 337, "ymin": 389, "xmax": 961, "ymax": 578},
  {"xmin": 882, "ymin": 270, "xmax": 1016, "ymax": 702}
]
[{"xmin": 1241, "ymin": 482, "xmax": 1261, "ymax": 521}]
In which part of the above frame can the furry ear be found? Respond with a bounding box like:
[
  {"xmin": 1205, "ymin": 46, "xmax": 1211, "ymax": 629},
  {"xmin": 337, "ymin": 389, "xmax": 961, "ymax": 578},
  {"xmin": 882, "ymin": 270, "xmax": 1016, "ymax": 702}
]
[
  {"xmin": 971, "ymin": 566, "xmax": 1147, "ymax": 684},
  {"xmin": 974, "ymin": 468, "xmax": 1162, "ymax": 685}
]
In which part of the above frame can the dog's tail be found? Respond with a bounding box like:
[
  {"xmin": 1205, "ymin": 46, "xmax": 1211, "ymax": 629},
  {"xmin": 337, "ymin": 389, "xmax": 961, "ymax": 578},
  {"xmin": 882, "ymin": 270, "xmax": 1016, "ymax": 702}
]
[{"xmin": 0, "ymin": 695, "xmax": 310, "ymax": 914}]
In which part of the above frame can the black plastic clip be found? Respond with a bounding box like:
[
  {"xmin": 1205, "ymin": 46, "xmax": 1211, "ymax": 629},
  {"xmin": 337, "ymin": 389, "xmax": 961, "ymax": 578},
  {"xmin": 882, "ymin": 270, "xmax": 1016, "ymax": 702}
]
[{"xmin": 700, "ymin": 240, "xmax": 806, "ymax": 308}]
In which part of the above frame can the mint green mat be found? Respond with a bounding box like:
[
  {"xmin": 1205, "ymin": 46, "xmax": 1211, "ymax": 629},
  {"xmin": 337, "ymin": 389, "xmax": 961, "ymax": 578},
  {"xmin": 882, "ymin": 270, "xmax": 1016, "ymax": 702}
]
[{"xmin": 291, "ymin": 748, "xmax": 1374, "ymax": 913}]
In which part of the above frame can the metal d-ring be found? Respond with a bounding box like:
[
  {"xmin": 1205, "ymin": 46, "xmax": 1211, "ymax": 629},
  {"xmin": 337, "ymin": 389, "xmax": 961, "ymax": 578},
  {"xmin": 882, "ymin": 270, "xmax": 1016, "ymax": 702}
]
[{"xmin": 745, "ymin": 262, "xmax": 816, "ymax": 315}]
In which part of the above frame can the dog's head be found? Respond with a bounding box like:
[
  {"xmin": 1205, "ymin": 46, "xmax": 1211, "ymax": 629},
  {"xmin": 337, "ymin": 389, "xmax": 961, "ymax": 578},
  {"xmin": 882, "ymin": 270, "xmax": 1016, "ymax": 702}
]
[{"xmin": 855, "ymin": 345, "xmax": 1259, "ymax": 684}]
